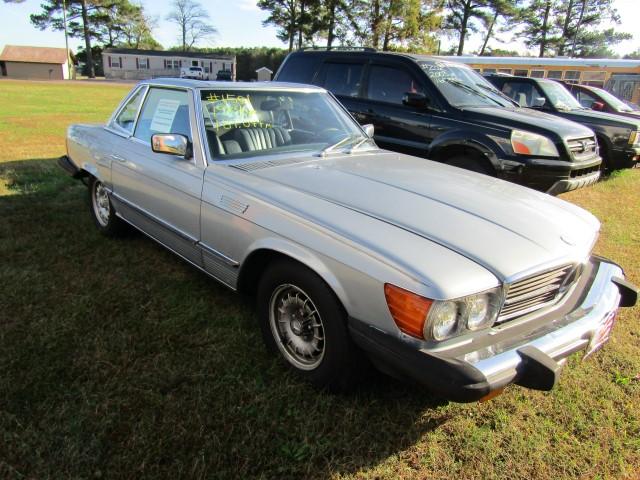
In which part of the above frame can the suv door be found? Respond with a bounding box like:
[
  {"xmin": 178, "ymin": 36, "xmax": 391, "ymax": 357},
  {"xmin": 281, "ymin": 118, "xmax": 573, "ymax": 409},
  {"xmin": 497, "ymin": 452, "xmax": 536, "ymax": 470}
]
[
  {"xmin": 109, "ymin": 86, "xmax": 205, "ymax": 265},
  {"xmin": 361, "ymin": 62, "xmax": 432, "ymax": 157},
  {"xmin": 314, "ymin": 60, "xmax": 369, "ymax": 120}
]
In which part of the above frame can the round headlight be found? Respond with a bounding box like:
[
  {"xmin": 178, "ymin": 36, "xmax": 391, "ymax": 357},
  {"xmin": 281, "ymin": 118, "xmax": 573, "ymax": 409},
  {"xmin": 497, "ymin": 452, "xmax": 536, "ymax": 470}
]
[
  {"xmin": 465, "ymin": 294, "xmax": 490, "ymax": 330},
  {"xmin": 426, "ymin": 301, "xmax": 458, "ymax": 340}
]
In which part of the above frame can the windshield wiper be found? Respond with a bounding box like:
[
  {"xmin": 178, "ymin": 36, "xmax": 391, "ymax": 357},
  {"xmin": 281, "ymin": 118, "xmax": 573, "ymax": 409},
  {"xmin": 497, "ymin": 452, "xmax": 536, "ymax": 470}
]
[
  {"xmin": 474, "ymin": 82, "xmax": 516, "ymax": 106},
  {"xmin": 445, "ymin": 78, "xmax": 504, "ymax": 107},
  {"xmin": 318, "ymin": 134, "xmax": 361, "ymax": 157}
]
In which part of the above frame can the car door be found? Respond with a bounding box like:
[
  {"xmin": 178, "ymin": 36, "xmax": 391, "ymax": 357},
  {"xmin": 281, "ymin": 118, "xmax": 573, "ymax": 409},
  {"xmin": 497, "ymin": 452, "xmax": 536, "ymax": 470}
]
[
  {"xmin": 109, "ymin": 86, "xmax": 205, "ymax": 266},
  {"xmin": 360, "ymin": 62, "xmax": 432, "ymax": 156}
]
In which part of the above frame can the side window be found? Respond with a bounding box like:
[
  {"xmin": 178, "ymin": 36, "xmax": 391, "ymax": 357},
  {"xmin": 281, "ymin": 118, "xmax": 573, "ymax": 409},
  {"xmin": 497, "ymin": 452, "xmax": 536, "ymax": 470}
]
[
  {"xmin": 321, "ymin": 63, "xmax": 363, "ymax": 97},
  {"xmin": 276, "ymin": 55, "xmax": 321, "ymax": 84},
  {"xmin": 113, "ymin": 88, "xmax": 145, "ymax": 134},
  {"xmin": 500, "ymin": 82, "xmax": 543, "ymax": 107},
  {"xmin": 367, "ymin": 65, "xmax": 424, "ymax": 105},
  {"xmin": 576, "ymin": 90, "xmax": 596, "ymax": 108},
  {"xmin": 134, "ymin": 88, "xmax": 190, "ymax": 144}
]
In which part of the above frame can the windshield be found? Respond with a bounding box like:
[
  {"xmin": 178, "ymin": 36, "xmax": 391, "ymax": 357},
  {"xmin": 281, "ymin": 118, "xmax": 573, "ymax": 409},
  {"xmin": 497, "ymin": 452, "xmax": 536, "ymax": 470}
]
[
  {"xmin": 419, "ymin": 61, "xmax": 514, "ymax": 108},
  {"xmin": 538, "ymin": 81, "xmax": 582, "ymax": 110},
  {"xmin": 590, "ymin": 87, "xmax": 634, "ymax": 112},
  {"xmin": 200, "ymin": 89, "xmax": 374, "ymax": 159}
]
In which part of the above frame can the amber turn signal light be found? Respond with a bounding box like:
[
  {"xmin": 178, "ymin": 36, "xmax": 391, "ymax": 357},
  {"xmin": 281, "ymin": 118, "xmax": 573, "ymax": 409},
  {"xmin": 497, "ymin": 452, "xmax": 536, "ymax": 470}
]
[{"xmin": 384, "ymin": 284, "xmax": 433, "ymax": 339}]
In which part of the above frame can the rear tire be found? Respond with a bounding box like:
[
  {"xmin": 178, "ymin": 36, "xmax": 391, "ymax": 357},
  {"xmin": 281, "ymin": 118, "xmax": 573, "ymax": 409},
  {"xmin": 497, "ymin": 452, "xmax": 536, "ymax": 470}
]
[
  {"xmin": 88, "ymin": 177, "xmax": 126, "ymax": 237},
  {"xmin": 446, "ymin": 154, "xmax": 495, "ymax": 176},
  {"xmin": 257, "ymin": 259, "xmax": 367, "ymax": 391}
]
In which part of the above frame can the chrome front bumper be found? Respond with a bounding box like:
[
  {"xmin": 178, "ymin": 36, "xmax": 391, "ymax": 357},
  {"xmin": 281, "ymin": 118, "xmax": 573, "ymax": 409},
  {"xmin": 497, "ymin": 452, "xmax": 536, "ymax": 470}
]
[
  {"xmin": 461, "ymin": 261, "xmax": 629, "ymax": 391},
  {"xmin": 350, "ymin": 259, "xmax": 636, "ymax": 402}
]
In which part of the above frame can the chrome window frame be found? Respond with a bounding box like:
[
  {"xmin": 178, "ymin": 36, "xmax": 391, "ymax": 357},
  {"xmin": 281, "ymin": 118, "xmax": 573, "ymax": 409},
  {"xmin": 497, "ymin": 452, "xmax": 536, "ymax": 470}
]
[
  {"xmin": 129, "ymin": 84, "xmax": 203, "ymax": 168},
  {"xmin": 193, "ymin": 85, "xmax": 371, "ymax": 166},
  {"xmin": 106, "ymin": 84, "xmax": 149, "ymax": 138}
]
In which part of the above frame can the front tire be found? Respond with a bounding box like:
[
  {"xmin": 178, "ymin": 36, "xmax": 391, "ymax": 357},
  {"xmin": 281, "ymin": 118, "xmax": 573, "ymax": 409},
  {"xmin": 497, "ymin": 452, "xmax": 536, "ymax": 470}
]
[
  {"xmin": 446, "ymin": 154, "xmax": 495, "ymax": 176},
  {"xmin": 257, "ymin": 259, "xmax": 367, "ymax": 391},
  {"xmin": 88, "ymin": 177, "xmax": 125, "ymax": 236}
]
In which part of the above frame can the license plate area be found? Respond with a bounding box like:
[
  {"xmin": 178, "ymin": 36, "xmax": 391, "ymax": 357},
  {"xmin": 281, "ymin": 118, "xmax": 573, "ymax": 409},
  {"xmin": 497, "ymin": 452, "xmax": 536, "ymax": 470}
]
[{"xmin": 584, "ymin": 309, "xmax": 618, "ymax": 359}]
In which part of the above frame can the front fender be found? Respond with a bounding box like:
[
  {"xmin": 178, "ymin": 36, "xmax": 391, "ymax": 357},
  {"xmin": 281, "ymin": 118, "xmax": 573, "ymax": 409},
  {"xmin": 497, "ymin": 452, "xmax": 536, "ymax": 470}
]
[
  {"xmin": 241, "ymin": 237, "xmax": 352, "ymax": 313},
  {"xmin": 428, "ymin": 130, "xmax": 505, "ymax": 166}
]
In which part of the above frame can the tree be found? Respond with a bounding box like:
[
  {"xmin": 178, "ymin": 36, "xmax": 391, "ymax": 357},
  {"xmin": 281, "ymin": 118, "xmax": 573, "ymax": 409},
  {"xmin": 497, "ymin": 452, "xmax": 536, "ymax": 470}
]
[
  {"xmin": 258, "ymin": 0, "xmax": 324, "ymax": 51},
  {"xmin": 444, "ymin": 0, "xmax": 490, "ymax": 56},
  {"xmin": 31, "ymin": 0, "xmax": 102, "ymax": 77},
  {"xmin": 571, "ymin": 28, "xmax": 631, "ymax": 57},
  {"xmin": 352, "ymin": 0, "xmax": 442, "ymax": 52},
  {"xmin": 515, "ymin": 0, "xmax": 630, "ymax": 58},
  {"xmin": 29, "ymin": 0, "xmax": 158, "ymax": 78},
  {"xmin": 478, "ymin": 0, "xmax": 521, "ymax": 56},
  {"xmin": 552, "ymin": 0, "xmax": 626, "ymax": 57},
  {"xmin": 117, "ymin": 7, "xmax": 162, "ymax": 49},
  {"xmin": 259, "ymin": 0, "xmax": 442, "ymax": 52},
  {"xmin": 166, "ymin": 0, "xmax": 217, "ymax": 51},
  {"xmin": 517, "ymin": 0, "xmax": 557, "ymax": 57}
]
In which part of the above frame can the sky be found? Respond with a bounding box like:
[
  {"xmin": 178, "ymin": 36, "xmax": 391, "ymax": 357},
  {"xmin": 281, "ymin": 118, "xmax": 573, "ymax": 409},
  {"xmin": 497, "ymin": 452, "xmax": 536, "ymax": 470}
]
[{"xmin": 0, "ymin": 0, "xmax": 638, "ymax": 56}]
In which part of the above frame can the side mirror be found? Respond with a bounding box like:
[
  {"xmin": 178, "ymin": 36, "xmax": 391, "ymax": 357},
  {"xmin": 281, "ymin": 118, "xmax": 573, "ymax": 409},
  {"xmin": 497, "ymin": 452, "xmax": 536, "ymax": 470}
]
[
  {"xmin": 362, "ymin": 124, "xmax": 374, "ymax": 138},
  {"xmin": 151, "ymin": 133, "xmax": 192, "ymax": 159},
  {"xmin": 531, "ymin": 96, "xmax": 546, "ymax": 108},
  {"xmin": 591, "ymin": 101, "xmax": 605, "ymax": 111},
  {"xmin": 403, "ymin": 92, "xmax": 429, "ymax": 109}
]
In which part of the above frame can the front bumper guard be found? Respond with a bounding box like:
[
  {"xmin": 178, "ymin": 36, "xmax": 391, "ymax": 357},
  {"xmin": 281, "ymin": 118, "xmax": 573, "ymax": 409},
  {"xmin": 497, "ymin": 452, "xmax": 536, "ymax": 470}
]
[{"xmin": 350, "ymin": 260, "xmax": 637, "ymax": 402}]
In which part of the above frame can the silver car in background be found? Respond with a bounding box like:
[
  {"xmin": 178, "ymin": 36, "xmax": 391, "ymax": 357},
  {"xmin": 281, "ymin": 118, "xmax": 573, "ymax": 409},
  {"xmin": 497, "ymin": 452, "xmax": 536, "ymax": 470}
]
[{"xmin": 59, "ymin": 79, "xmax": 637, "ymax": 402}]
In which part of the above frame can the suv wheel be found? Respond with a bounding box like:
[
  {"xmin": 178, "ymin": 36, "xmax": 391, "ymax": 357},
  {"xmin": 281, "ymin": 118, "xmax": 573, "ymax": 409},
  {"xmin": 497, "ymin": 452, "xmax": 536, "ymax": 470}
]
[{"xmin": 446, "ymin": 155, "xmax": 495, "ymax": 176}]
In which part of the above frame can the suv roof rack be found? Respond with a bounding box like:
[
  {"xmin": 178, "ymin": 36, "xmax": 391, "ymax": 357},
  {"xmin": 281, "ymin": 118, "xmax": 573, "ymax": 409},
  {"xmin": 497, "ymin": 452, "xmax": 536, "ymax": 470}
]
[{"xmin": 298, "ymin": 46, "xmax": 377, "ymax": 52}]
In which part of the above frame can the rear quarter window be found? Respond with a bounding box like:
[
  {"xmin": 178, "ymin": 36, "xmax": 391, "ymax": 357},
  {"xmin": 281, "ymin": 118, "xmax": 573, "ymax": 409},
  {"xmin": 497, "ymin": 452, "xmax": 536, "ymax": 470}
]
[{"xmin": 276, "ymin": 55, "xmax": 321, "ymax": 84}]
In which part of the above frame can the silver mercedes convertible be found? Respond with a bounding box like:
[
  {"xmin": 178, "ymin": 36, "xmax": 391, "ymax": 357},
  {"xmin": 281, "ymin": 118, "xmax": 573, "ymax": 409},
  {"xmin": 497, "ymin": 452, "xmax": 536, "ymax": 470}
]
[{"xmin": 59, "ymin": 79, "xmax": 637, "ymax": 402}]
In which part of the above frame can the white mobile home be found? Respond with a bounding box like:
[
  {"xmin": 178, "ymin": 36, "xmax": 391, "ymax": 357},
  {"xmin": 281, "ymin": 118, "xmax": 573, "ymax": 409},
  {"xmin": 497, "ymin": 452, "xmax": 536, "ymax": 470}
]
[{"xmin": 103, "ymin": 48, "xmax": 236, "ymax": 81}]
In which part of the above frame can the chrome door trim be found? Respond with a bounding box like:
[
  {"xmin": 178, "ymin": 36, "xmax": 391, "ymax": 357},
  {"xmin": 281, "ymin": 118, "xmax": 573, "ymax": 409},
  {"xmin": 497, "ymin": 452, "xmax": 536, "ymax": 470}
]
[
  {"xmin": 114, "ymin": 211, "xmax": 237, "ymax": 291},
  {"xmin": 111, "ymin": 191, "xmax": 198, "ymax": 244},
  {"xmin": 197, "ymin": 241, "xmax": 239, "ymax": 267}
]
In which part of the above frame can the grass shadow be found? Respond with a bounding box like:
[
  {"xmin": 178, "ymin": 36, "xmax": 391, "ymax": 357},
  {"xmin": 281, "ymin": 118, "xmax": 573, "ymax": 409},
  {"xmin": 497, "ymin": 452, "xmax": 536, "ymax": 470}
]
[{"xmin": 0, "ymin": 159, "xmax": 452, "ymax": 479}]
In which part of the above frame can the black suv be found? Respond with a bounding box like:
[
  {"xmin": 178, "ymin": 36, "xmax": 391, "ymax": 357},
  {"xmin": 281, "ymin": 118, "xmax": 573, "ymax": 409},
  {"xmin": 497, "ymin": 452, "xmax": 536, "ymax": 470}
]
[
  {"xmin": 487, "ymin": 75, "xmax": 640, "ymax": 170},
  {"xmin": 275, "ymin": 49, "xmax": 602, "ymax": 194}
]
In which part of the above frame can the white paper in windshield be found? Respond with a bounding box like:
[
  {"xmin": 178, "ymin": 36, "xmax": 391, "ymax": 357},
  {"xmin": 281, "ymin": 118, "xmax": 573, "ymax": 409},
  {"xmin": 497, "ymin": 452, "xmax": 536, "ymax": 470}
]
[{"xmin": 150, "ymin": 99, "xmax": 181, "ymax": 132}]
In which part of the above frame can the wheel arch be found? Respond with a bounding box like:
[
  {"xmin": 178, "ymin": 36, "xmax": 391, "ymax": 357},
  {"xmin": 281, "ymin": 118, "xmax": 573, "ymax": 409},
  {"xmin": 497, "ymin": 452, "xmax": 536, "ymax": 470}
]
[
  {"xmin": 428, "ymin": 133, "xmax": 501, "ymax": 174},
  {"xmin": 595, "ymin": 133, "xmax": 613, "ymax": 169},
  {"xmin": 237, "ymin": 239, "xmax": 350, "ymax": 312}
]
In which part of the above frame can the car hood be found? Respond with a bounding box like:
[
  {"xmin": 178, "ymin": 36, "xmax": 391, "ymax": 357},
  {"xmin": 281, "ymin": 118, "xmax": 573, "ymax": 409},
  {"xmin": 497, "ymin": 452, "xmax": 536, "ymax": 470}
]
[
  {"xmin": 462, "ymin": 106, "xmax": 593, "ymax": 139},
  {"xmin": 555, "ymin": 108, "xmax": 640, "ymax": 129},
  {"xmin": 244, "ymin": 150, "xmax": 599, "ymax": 281}
]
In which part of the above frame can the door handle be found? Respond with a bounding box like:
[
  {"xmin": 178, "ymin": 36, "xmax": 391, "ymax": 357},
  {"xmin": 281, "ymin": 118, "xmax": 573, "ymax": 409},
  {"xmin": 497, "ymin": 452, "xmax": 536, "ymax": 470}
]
[{"xmin": 110, "ymin": 154, "xmax": 126, "ymax": 162}]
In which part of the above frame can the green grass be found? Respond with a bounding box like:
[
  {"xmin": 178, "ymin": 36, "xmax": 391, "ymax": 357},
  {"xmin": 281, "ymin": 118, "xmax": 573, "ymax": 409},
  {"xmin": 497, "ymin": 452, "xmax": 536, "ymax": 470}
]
[{"xmin": 0, "ymin": 79, "xmax": 639, "ymax": 479}]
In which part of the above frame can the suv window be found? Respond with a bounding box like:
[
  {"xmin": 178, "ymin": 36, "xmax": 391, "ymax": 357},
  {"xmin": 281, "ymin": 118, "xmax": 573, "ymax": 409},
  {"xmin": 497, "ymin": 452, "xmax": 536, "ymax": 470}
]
[
  {"xmin": 500, "ymin": 81, "xmax": 544, "ymax": 108},
  {"xmin": 134, "ymin": 88, "xmax": 191, "ymax": 144},
  {"xmin": 367, "ymin": 65, "xmax": 423, "ymax": 104},
  {"xmin": 321, "ymin": 62, "xmax": 363, "ymax": 97},
  {"xmin": 576, "ymin": 90, "xmax": 597, "ymax": 108},
  {"xmin": 113, "ymin": 87, "xmax": 145, "ymax": 133},
  {"xmin": 276, "ymin": 55, "xmax": 321, "ymax": 84}
]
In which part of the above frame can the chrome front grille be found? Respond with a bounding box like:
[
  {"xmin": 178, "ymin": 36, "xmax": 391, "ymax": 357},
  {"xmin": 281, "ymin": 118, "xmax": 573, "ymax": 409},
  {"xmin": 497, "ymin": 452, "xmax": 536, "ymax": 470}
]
[
  {"xmin": 498, "ymin": 264, "xmax": 578, "ymax": 322},
  {"xmin": 567, "ymin": 136, "xmax": 598, "ymax": 161}
]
